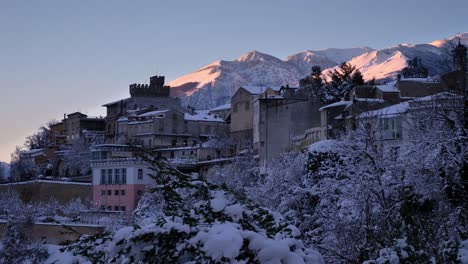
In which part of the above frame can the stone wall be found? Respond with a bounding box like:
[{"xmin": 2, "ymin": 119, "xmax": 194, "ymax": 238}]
[
  {"xmin": 0, "ymin": 221, "xmax": 104, "ymax": 244},
  {"xmin": 0, "ymin": 180, "xmax": 92, "ymax": 204}
]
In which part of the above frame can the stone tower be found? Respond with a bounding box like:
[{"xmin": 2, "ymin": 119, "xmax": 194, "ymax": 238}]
[
  {"xmin": 451, "ymin": 40, "xmax": 468, "ymax": 129},
  {"xmin": 129, "ymin": 75, "xmax": 171, "ymax": 97},
  {"xmin": 452, "ymin": 39, "xmax": 467, "ymax": 72}
]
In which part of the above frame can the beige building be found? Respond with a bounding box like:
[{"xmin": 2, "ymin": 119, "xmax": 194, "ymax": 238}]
[
  {"xmin": 252, "ymin": 87, "xmax": 322, "ymax": 169},
  {"xmin": 230, "ymin": 86, "xmax": 280, "ymax": 152},
  {"xmin": 49, "ymin": 112, "xmax": 105, "ymax": 147},
  {"xmin": 116, "ymin": 109, "xmax": 228, "ymax": 148}
]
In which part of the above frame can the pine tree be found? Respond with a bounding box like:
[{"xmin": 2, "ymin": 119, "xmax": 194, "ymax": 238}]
[
  {"xmin": 350, "ymin": 70, "xmax": 365, "ymax": 85},
  {"xmin": 329, "ymin": 62, "xmax": 356, "ymax": 88},
  {"xmin": 401, "ymin": 57, "xmax": 429, "ymax": 78}
]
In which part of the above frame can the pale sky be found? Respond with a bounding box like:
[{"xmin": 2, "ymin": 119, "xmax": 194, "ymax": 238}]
[{"xmin": 1, "ymin": 0, "xmax": 467, "ymax": 162}]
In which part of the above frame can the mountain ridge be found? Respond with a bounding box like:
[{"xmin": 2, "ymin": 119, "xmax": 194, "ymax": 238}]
[{"xmin": 168, "ymin": 33, "xmax": 468, "ymax": 109}]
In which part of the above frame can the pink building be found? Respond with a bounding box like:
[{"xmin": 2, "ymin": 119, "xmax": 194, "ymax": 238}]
[{"xmin": 91, "ymin": 145, "xmax": 154, "ymax": 213}]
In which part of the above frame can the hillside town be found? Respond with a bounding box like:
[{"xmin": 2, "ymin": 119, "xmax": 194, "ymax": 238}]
[{"xmin": 1, "ymin": 33, "xmax": 467, "ymax": 263}]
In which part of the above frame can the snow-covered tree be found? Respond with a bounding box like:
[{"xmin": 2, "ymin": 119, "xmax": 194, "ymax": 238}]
[
  {"xmin": 59, "ymin": 148, "xmax": 324, "ymax": 263},
  {"xmin": 401, "ymin": 57, "xmax": 429, "ymax": 78},
  {"xmin": 23, "ymin": 120, "xmax": 59, "ymax": 150},
  {"xmin": 206, "ymin": 152, "xmax": 260, "ymax": 198},
  {"xmin": 0, "ymin": 191, "xmax": 48, "ymax": 264},
  {"xmin": 9, "ymin": 146, "xmax": 38, "ymax": 181},
  {"xmin": 62, "ymin": 138, "xmax": 92, "ymax": 176}
]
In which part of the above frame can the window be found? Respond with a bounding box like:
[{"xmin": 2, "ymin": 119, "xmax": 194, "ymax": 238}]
[
  {"xmin": 120, "ymin": 206, "xmax": 126, "ymax": 212},
  {"xmin": 114, "ymin": 190, "xmax": 119, "ymax": 195},
  {"xmin": 170, "ymin": 151, "xmax": 175, "ymax": 159},
  {"xmin": 100, "ymin": 169, "xmax": 106, "ymax": 185},
  {"xmin": 100, "ymin": 205, "xmax": 105, "ymax": 210},
  {"xmin": 107, "ymin": 190, "xmax": 112, "ymax": 195},
  {"xmin": 101, "ymin": 190, "xmax": 106, "ymax": 196},
  {"xmin": 114, "ymin": 169, "xmax": 120, "ymax": 185},
  {"xmin": 122, "ymin": 168, "xmax": 127, "ymax": 184},
  {"xmin": 245, "ymin": 101, "xmax": 250, "ymax": 110},
  {"xmin": 380, "ymin": 117, "xmax": 402, "ymax": 140},
  {"xmin": 159, "ymin": 120, "xmax": 165, "ymax": 131},
  {"xmin": 138, "ymin": 169, "xmax": 143, "ymax": 180},
  {"xmin": 233, "ymin": 103, "xmax": 238, "ymax": 113},
  {"xmin": 148, "ymin": 139, "xmax": 152, "ymax": 146},
  {"xmin": 114, "ymin": 206, "xmax": 120, "ymax": 211},
  {"xmin": 120, "ymin": 190, "xmax": 126, "ymax": 196},
  {"xmin": 108, "ymin": 169, "xmax": 113, "ymax": 185},
  {"xmin": 107, "ymin": 206, "xmax": 112, "ymax": 211}
]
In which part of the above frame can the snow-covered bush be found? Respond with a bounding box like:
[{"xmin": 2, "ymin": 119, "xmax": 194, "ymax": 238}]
[
  {"xmin": 0, "ymin": 194, "xmax": 48, "ymax": 264},
  {"xmin": 206, "ymin": 152, "xmax": 261, "ymax": 198},
  {"xmin": 59, "ymin": 148, "xmax": 324, "ymax": 263}
]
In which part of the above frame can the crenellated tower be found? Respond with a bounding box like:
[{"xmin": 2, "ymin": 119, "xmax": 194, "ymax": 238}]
[{"xmin": 129, "ymin": 75, "xmax": 171, "ymax": 97}]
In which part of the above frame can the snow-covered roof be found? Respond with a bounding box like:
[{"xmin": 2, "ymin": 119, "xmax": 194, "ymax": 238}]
[
  {"xmin": 376, "ymin": 82, "xmax": 399, "ymax": 93},
  {"xmin": 241, "ymin": 86, "xmax": 281, "ymax": 95},
  {"xmin": 102, "ymin": 97, "xmax": 130, "ymax": 107},
  {"xmin": 319, "ymin": 101, "xmax": 352, "ymax": 111},
  {"xmin": 411, "ymin": 91, "xmax": 461, "ymax": 102},
  {"xmin": 184, "ymin": 110, "xmax": 225, "ymax": 123},
  {"xmin": 92, "ymin": 144, "xmax": 131, "ymax": 149},
  {"xmin": 308, "ymin": 140, "xmax": 337, "ymax": 153},
  {"xmin": 128, "ymin": 120, "xmax": 153, "ymax": 125},
  {"xmin": 117, "ymin": 117, "xmax": 128, "ymax": 122},
  {"xmin": 157, "ymin": 146, "xmax": 200, "ymax": 151},
  {"xmin": 22, "ymin": 149, "xmax": 45, "ymax": 156},
  {"xmin": 354, "ymin": 98, "xmax": 385, "ymax": 103},
  {"xmin": 210, "ymin": 103, "xmax": 231, "ymax": 111},
  {"xmin": 400, "ymin": 77, "xmax": 438, "ymax": 83},
  {"xmin": 358, "ymin": 102, "xmax": 409, "ymax": 119},
  {"xmin": 138, "ymin": 110, "xmax": 169, "ymax": 117},
  {"xmin": 358, "ymin": 92, "xmax": 461, "ymax": 119},
  {"xmin": 3, "ymin": 180, "xmax": 92, "ymax": 186}
]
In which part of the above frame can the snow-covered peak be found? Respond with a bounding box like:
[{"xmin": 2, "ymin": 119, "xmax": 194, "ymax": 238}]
[
  {"xmin": 286, "ymin": 47, "xmax": 374, "ymax": 65},
  {"xmin": 428, "ymin": 32, "xmax": 468, "ymax": 48},
  {"xmin": 237, "ymin": 50, "xmax": 282, "ymax": 63}
]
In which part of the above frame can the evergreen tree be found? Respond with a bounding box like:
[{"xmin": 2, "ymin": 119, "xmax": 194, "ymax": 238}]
[
  {"xmin": 401, "ymin": 57, "xmax": 429, "ymax": 78},
  {"xmin": 350, "ymin": 70, "xmax": 365, "ymax": 86},
  {"xmin": 329, "ymin": 62, "xmax": 356, "ymax": 88}
]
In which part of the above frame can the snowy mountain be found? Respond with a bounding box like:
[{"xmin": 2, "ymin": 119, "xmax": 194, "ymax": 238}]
[
  {"xmin": 169, "ymin": 33, "xmax": 468, "ymax": 109},
  {"xmin": 285, "ymin": 47, "xmax": 374, "ymax": 77},
  {"xmin": 169, "ymin": 51, "xmax": 305, "ymax": 109}
]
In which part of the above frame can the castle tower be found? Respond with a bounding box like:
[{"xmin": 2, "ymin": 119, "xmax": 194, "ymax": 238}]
[
  {"xmin": 452, "ymin": 40, "xmax": 467, "ymax": 72},
  {"xmin": 451, "ymin": 40, "xmax": 468, "ymax": 129},
  {"xmin": 129, "ymin": 75, "xmax": 171, "ymax": 97}
]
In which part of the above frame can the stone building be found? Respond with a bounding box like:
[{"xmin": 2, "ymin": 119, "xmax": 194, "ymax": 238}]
[
  {"xmin": 252, "ymin": 87, "xmax": 322, "ymax": 169},
  {"xmin": 209, "ymin": 103, "xmax": 231, "ymax": 121},
  {"xmin": 116, "ymin": 108, "xmax": 227, "ymax": 148},
  {"xmin": 103, "ymin": 76, "xmax": 188, "ymax": 143},
  {"xmin": 49, "ymin": 112, "xmax": 105, "ymax": 147},
  {"xmin": 230, "ymin": 86, "xmax": 280, "ymax": 152}
]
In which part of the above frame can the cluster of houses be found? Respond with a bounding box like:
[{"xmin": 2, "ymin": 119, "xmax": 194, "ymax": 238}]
[{"xmin": 15, "ymin": 42, "xmax": 468, "ymax": 213}]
